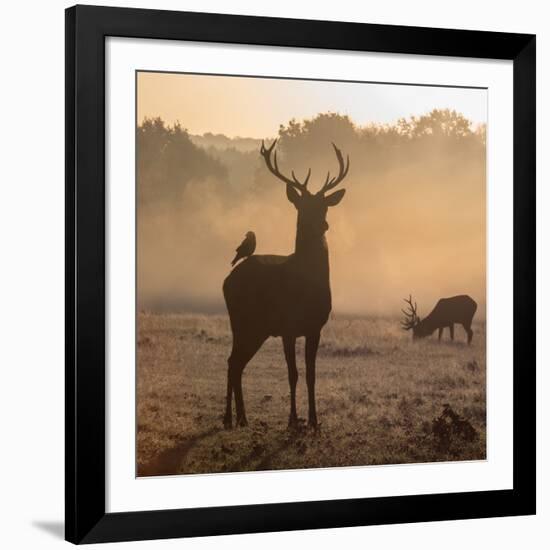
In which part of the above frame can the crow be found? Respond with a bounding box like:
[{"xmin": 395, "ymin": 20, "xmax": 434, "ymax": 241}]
[{"xmin": 231, "ymin": 231, "xmax": 256, "ymax": 266}]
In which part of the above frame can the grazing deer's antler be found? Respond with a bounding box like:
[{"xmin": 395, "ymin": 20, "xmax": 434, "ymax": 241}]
[
  {"xmin": 318, "ymin": 143, "xmax": 350, "ymax": 195},
  {"xmin": 401, "ymin": 294, "xmax": 419, "ymax": 330},
  {"xmin": 260, "ymin": 139, "xmax": 311, "ymax": 193}
]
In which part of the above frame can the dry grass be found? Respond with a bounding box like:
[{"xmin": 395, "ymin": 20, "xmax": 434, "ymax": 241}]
[{"xmin": 137, "ymin": 312, "xmax": 486, "ymax": 476}]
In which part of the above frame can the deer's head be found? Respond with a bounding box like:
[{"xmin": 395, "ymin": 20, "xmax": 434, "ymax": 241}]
[
  {"xmin": 260, "ymin": 140, "xmax": 349, "ymax": 240},
  {"xmin": 401, "ymin": 295, "xmax": 428, "ymax": 339}
]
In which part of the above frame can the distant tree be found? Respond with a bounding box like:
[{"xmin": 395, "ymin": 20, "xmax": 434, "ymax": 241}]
[
  {"xmin": 206, "ymin": 146, "xmax": 259, "ymax": 191},
  {"xmin": 137, "ymin": 117, "xmax": 227, "ymax": 205},
  {"xmin": 278, "ymin": 112, "xmax": 357, "ymax": 160},
  {"xmin": 397, "ymin": 109, "xmax": 474, "ymax": 139},
  {"xmin": 475, "ymin": 123, "xmax": 487, "ymax": 147}
]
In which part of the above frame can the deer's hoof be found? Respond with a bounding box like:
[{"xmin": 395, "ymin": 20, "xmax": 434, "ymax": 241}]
[
  {"xmin": 223, "ymin": 417, "xmax": 232, "ymax": 430},
  {"xmin": 287, "ymin": 416, "xmax": 305, "ymax": 431},
  {"xmin": 236, "ymin": 417, "xmax": 248, "ymax": 428}
]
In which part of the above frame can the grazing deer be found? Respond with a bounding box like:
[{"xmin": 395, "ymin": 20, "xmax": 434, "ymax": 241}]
[
  {"xmin": 401, "ymin": 294, "xmax": 477, "ymax": 344},
  {"xmin": 222, "ymin": 140, "xmax": 350, "ymax": 429}
]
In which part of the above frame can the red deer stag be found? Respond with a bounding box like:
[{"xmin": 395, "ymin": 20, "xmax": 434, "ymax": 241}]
[
  {"xmin": 222, "ymin": 140, "xmax": 350, "ymax": 429},
  {"xmin": 401, "ymin": 294, "xmax": 477, "ymax": 344}
]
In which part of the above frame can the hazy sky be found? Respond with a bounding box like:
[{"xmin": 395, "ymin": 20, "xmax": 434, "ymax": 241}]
[
  {"xmin": 137, "ymin": 71, "xmax": 486, "ymax": 316},
  {"xmin": 137, "ymin": 71, "xmax": 487, "ymax": 138}
]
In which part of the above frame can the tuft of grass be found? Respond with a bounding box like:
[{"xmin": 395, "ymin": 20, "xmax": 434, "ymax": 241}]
[
  {"xmin": 465, "ymin": 359, "xmax": 479, "ymax": 372},
  {"xmin": 431, "ymin": 404, "xmax": 479, "ymax": 456},
  {"xmin": 320, "ymin": 343, "xmax": 378, "ymax": 357}
]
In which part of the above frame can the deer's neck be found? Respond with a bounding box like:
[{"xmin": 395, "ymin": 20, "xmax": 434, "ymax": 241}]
[{"xmin": 294, "ymin": 231, "xmax": 330, "ymax": 283}]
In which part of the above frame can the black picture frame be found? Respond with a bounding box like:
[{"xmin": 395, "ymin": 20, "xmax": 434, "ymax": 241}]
[{"xmin": 65, "ymin": 4, "xmax": 536, "ymax": 544}]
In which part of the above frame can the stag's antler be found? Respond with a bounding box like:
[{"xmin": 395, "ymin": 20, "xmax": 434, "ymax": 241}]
[
  {"xmin": 260, "ymin": 139, "xmax": 311, "ymax": 193},
  {"xmin": 401, "ymin": 294, "xmax": 419, "ymax": 330},
  {"xmin": 318, "ymin": 143, "xmax": 350, "ymax": 195}
]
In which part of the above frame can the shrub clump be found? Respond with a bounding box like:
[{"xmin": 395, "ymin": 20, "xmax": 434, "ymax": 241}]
[{"xmin": 431, "ymin": 404, "xmax": 478, "ymax": 454}]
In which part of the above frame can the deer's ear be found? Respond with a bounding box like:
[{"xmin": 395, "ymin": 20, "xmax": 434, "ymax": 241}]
[
  {"xmin": 286, "ymin": 184, "xmax": 301, "ymax": 208},
  {"xmin": 324, "ymin": 188, "xmax": 346, "ymax": 207}
]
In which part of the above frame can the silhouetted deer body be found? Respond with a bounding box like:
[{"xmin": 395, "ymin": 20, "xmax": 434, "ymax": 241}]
[
  {"xmin": 223, "ymin": 140, "xmax": 349, "ymax": 429},
  {"xmin": 401, "ymin": 294, "xmax": 477, "ymax": 344}
]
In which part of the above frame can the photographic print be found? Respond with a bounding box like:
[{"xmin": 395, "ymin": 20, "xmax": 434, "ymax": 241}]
[{"xmin": 136, "ymin": 71, "xmax": 487, "ymax": 477}]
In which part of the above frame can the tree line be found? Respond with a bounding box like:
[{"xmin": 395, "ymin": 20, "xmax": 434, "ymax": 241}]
[{"xmin": 138, "ymin": 109, "xmax": 486, "ymax": 206}]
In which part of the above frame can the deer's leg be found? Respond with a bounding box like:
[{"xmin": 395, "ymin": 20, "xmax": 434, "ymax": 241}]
[
  {"xmin": 463, "ymin": 322, "xmax": 473, "ymax": 345},
  {"xmin": 449, "ymin": 324, "xmax": 455, "ymax": 341},
  {"xmin": 228, "ymin": 335, "xmax": 267, "ymax": 427},
  {"xmin": 305, "ymin": 332, "xmax": 320, "ymax": 428},
  {"xmin": 438, "ymin": 327, "xmax": 443, "ymax": 341},
  {"xmin": 223, "ymin": 367, "xmax": 233, "ymax": 429},
  {"xmin": 230, "ymin": 363, "xmax": 247, "ymax": 427},
  {"xmin": 283, "ymin": 335, "xmax": 298, "ymax": 427}
]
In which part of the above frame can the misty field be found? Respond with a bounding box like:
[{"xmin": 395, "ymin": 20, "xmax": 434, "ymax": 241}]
[{"xmin": 137, "ymin": 312, "xmax": 486, "ymax": 476}]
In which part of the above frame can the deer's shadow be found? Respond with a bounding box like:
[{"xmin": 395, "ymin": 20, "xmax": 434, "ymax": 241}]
[{"xmin": 138, "ymin": 427, "xmax": 221, "ymax": 477}]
